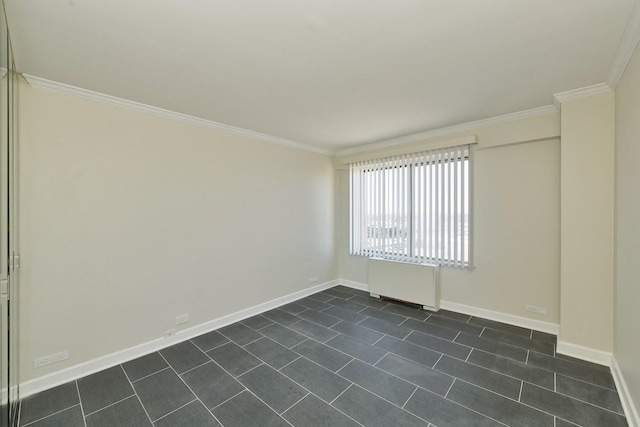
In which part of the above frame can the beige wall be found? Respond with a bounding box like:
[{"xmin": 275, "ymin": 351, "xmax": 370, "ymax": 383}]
[
  {"xmin": 615, "ymin": 41, "xmax": 640, "ymax": 416},
  {"xmin": 18, "ymin": 81, "xmax": 336, "ymax": 382},
  {"xmin": 337, "ymin": 114, "xmax": 562, "ymax": 324},
  {"xmin": 559, "ymin": 93, "xmax": 615, "ymax": 353}
]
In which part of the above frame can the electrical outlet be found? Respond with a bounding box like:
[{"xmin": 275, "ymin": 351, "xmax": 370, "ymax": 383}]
[
  {"xmin": 33, "ymin": 351, "xmax": 69, "ymax": 369},
  {"xmin": 308, "ymin": 276, "xmax": 319, "ymax": 284},
  {"xmin": 176, "ymin": 314, "xmax": 189, "ymax": 325},
  {"xmin": 526, "ymin": 304, "xmax": 549, "ymax": 315},
  {"xmin": 164, "ymin": 329, "xmax": 177, "ymax": 337}
]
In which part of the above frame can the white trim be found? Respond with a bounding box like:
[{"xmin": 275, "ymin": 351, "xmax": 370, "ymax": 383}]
[
  {"xmin": 607, "ymin": 0, "xmax": 640, "ymax": 89},
  {"xmin": 334, "ymin": 105, "xmax": 558, "ymax": 157},
  {"xmin": 552, "ymin": 83, "xmax": 614, "ymax": 109},
  {"xmin": 336, "ymin": 279, "xmax": 369, "ymax": 292},
  {"xmin": 611, "ymin": 356, "xmax": 640, "ymax": 427},
  {"xmin": 439, "ymin": 300, "xmax": 560, "ymax": 335},
  {"xmin": 555, "ymin": 341, "xmax": 612, "ymax": 367},
  {"xmin": 19, "ymin": 279, "xmax": 339, "ymax": 398},
  {"xmin": 20, "ymin": 74, "xmax": 333, "ymax": 156}
]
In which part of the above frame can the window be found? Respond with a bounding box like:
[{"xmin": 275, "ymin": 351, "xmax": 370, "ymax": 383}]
[{"xmin": 349, "ymin": 145, "xmax": 472, "ymax": 267}]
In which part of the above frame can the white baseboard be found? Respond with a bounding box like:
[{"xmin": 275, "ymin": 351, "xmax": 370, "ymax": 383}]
[
  {"xmin": 19, "ymin": 280, "xmax": 339, "ymax": 398},
  {"xmin": 439, "ymin": 300, "xmax": 560, "ymax": 335},
  {"xmin": 555, "ymin": 341, "xmax": 612, "ymax": 367},
  {"xmin": 336, "ymin": 279, "xmax": 369, "ymax": 292},
  {"xmin": 611, "ymin": 356, "xmax": 640, "ymax": 427}
]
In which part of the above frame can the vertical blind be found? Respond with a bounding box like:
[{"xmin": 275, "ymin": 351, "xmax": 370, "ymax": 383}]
[{"xmin": 350, "ymin": 144, "xmax": 472, "ymax": 268}]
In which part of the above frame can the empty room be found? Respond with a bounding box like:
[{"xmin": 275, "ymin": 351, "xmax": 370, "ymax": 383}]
[{"xmin": 0, "ymin": 0, "xmax": 639, "ymax": 426}]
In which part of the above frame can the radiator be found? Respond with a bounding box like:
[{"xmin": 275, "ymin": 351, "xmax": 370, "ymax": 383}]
[{"xmin": 368, "ymin": 258, "xmax": 440, "ymax": 311}]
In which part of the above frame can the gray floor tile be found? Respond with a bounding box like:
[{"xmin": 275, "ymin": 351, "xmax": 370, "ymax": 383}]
[
  {"xmin": 296, "ymin": 309, "xmax": 341, "ymax": 328},
  {"xmin": 331, "ymin": 320, "xmax": 385, "ymax": 345},
  {"xmin": 288, "ymin": 319, "xmax": 338, "ymax": 342},
  {"xmin": 556, "ymin": 374, "xmax": 624, "ymax": 414},
  {"xmin": 322, "ymin": 305, "xmax": 367, "ymax": 323},
  {"xmin": 325, "ymin": 297, "xmax": 367, "ymax": 312},
  {"xmin": 374, "ymin": 335, "xmax": 441, "ymax": 367},
  {"xmin": 283, "ymin": 394, "xmax": 360, "ymax": 427},
  {"xmin": 180, "ymin": 361, "xmax": 245, "ymax": 409},
  {"xmin": 332, "ymin": 385, "xmax": 424, "ymax": 427},
  {"xmin": 19, "ymin": 381, "xmax": 80, "ymax": 425},
  {"xmin": 206, "ymin": 342, "xmax": 262, "ymax": 377},
  {"xmin": 259, "ymin": 323, "xmax": 308, "ymax": 348},
  {"xmin": 405, "ymin": 330, "xmax": 472, "ymax": 360},
  {"xmin": 527, "ymin": 352, "xmax": 616, "ymax": 389},
  {"xmin": 292, "ymin": 339, "xmax": 352, "ymax": 372},
  {"xmin": 333, "ymin": 285, "xmax": 357, "ymax": 293},
  {"xmin": 359, "ymin": 317, "xmax": 411, "ymax": 339},
  {"xmin": 298, "ymin": 297, "xmax": 334, "ymax": 312},
  {"xmin": 520, "ymin": 382, "xmax": 628, "ymax": 427},
  {"xmin": 448, "ymin": 379, "xmax": 553, "ymax": 427},
  {"xmin": 244, "ymin": 337, "xmax": 299, "ymax": 369},
  {"xmin": 280, "ymin": 357, "xmax": 351, "ymax": 403},
  {"xmin": 361, "ymin": 307, "xmax": 407, "ymax": 325},
  {"xmin": 279, "ymin": 302, "xmax": 308, "ymax": 315},
  {"xmin": 153, "ymin": 401, "xmax": 221, "ymax": 427},
  {"xmin": 383, "ymin": 303, "xmax": 430, "ymax": 321},
  {"xmin": 338, "ymin": 359, "xmax": 416, "ymax": 406},
  {"xmin": 321, "ymin": 288, "xmax": 354, "ymax": 299},
  {"xmin": 211, "ymin": 390, "xmax": 289, "ymax": 427},
  {"xmin": 307, "ymin": 292, "xmax": 335, "ymax": 302},
  {"xmin": 325, "ymin": 333, "xmax": 387, "ymax": 364},
  {"xmin": 554, "ymin": 353, "xmax": 611, "ymax": 372},
  {"xmin": 434, "ymin": 355, "xmax": 522, "ymax": 400},
  {"xmin": 455, "ymin": 332, "xmax": 528, "ymax": 362},
  {"xmin": 159, "ymin": 341, "xmax": 210, "ymax": 374},
  {"xmin": 481, "ymin": 328, "xmax": 555, "ymax": 355},
  {"xmin": 375, "ymin": 353, "xmax": 454, "ymax": 396},
  {"xmin": 401, "ymin": 318, "xmax": 459, "ymax": 340},
  {"xmin": 24, "ymin": 405, "xmax": 84, "ymax": 427},
  {"xmin": 241, "ymin": 315, "xmax": 274, "ymax": 330},
  {"xmin": 467, "ymin": 349, "xmax": 554, "ymax": 389},
  {"xmin": 342, "ymin": 288, "xmax": 370, "ymax": 298},
  {"xmin": 531, "ymin": 330, "xmax": 558, "ymax": 344},
  {"xmin": 219, "ymin": 322, "xmax": 262, "ymax": 346},
  {"xmin": 556, "ymin": 418, "xmax": 581, "ymax": 427},
  {"xmin": 405, "ymin": 387, "xmax": 501, "ymax": 427},
  {"xmin": 191, "ymin": 330, "xmax": 229, "ymax": 352},
  {"xmin": 122, "ymin": 352, "xmax": 168, "ymax": 382},
  {"xmin": 435, "ymin": 309, "xmax": 472, "ymax": 322},
  {"xmin": 470, "ymin": 316, "xmax": 532, "ymax": 337},
  {"xmin": 427, "ymin": 314, "xmax": 483, "ymax": 335},
  {"xmin": 238, "ymin": 364, "xmax": 308, "ymax": 414},
  {"xmin": 77, "ymin": 366, "xmax": 134, "ymax": 415},
  {"xmin": 132, "ymin": 368, "xmax": 195, "ymax": 421},
  {"xmin": 347, "ymin": 296, "xmax": 390, "ymax": 309},
  {"xmin": 262, "ymin": 308, "xmax": 301, "ymax": 326},
  {"xmin": 85, "ymin": 396, "xmax": 151, "ymax": 427}
]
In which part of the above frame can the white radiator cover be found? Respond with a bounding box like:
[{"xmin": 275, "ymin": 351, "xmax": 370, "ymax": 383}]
[{"xmin": 368, "ymin": 258, "xmax": 440, "ymax": 311}]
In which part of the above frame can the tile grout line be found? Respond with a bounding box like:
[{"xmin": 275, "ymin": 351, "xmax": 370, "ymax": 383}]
[
  {"xmin": 151, "ymin": 398, "xmax": 198, "ymax": 423},
  {"xmin": 210, "ymin": 389, "xmax": 247, "ymax": 411},
  {"xmin": 20, "ymin": 403, "xmax": 83, "ymax": 427},
  {"xmin": 279, "ymin": 391, "xmax": 311, "ymax": 416},
  {"xmin": 120, "ymin": 361, "xmax": 157, "ymax": 425},
  {"xmin": 444, "ymin": 378, "xmax": 456, "ymax": 398},
  {"xmin": 82, "ymin": 393, "xmax": 137, "ymax": 418},
  {"xmin": 401, "ymin": 386, "xmax": 419, "ymax": 409},
  {"xmin": 74, "ymin": 380, "xmax": 88, "ymax": 427},
  {"xmin": 372, "ymin": 351, "xmax": 391, "ymax": 367},
  {"xmin": 518, "ymin": 381, "xmax": 524, "ymax": 402},
  {"xmin": 156, "ymin": 351, "xmax": 224, "ymax": 425},
  {"xmin": 329, "ymin": 383, "xmax": 353, "ymax": 405}
]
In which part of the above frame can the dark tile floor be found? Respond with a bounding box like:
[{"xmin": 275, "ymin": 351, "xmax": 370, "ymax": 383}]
[{"xmin": 19, "ymin": 285, "xmax": 628, "ymax": 427}]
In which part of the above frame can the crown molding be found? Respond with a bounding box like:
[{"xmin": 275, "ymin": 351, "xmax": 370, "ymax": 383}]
[
  {"xmin": 334, "ymin": 104, "xmax": 558, "ymax": 157},
  {"xmin": 607, "ymin": 0, "xmax": 640, "ymax": 89},
  {"xmin": 21, "ymin": 74, "xmax": 333, "ymax": 156},
  {"xmin": 552, "ymin": 83, "xmax": 614, "ymax": 109}
]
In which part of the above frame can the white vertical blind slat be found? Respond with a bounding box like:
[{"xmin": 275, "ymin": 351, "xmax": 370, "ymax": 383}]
[{"xmin": 350, "ymin": 144, "xmax": 471, "ymax": 268}]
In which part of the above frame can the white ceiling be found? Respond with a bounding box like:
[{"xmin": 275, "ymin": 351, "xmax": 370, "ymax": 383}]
[{"xmin": 6, "ymin": 0, "xmax": 638, "ymax": 152}]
